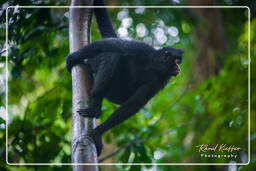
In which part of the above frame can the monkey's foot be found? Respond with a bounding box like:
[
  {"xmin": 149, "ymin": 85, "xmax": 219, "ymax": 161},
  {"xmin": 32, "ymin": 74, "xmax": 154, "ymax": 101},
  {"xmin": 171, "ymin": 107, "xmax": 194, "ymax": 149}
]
[
  {"xmin": 77, "ymin": 107, "xmax": 100, "ymax": 118},
  {"xmin": 91, "ymin": 130, "xmax": 103, "ymax": 156},
  {"xmin": 66, "ymin": 54, "xmax": 73, "ymax": 73}
]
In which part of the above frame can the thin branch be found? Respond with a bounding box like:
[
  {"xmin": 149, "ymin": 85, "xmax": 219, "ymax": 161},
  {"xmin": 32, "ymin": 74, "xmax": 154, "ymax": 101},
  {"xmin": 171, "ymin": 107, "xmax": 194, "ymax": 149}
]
[
  {"xmin": 0, "ymin": 49, "xmax": 6, "ymax": 56},
  {"xmin": 157, "ymin": 86, "xmax": 189, "ymax": 121},
  {"xmin": 99, "ymin": 122, "xmax": 191, "ymax": 162},
  {"xmin": 99, "ymin": 82, "xmax": 192, "ymax": 162}
]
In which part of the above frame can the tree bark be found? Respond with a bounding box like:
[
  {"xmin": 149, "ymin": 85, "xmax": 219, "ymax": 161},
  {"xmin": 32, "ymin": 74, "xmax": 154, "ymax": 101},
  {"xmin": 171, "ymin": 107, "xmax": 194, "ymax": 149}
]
[
  {"xmin": 69, "ymin": 0, "xmax": 98, "ymax": 170},
  {"xmin": 187, "ymin": 0, "xmax": 227, "ymax": 85}
]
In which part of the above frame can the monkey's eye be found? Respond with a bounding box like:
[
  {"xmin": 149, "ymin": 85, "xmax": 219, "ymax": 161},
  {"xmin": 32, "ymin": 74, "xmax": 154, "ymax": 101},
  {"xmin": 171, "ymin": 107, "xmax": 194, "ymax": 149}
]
[
  {"xmin": 164, "ymin": 51, "xmax": 170, "ymax": 56},
  {"xmin": 175, "ymin": 58, "xmax": 182, "ymax": 64}
]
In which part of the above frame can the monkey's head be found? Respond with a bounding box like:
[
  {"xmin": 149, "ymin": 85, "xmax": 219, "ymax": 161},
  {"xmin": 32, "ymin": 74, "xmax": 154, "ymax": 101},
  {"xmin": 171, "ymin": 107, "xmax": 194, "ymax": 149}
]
[{"xmin": 152, "ymin": 47, "xmax": 183, "ymax": 76}]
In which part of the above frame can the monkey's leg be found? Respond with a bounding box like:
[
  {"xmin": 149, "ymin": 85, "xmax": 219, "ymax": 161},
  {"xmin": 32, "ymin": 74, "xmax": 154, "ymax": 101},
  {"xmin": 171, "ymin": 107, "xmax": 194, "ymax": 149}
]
[
  {"xmin": 78, "ymin": 54, "xmax": 120, "ymax": 118},
  {"xmin": 92, "ymin": 82, "xmax": 160, "ymax": 155}
]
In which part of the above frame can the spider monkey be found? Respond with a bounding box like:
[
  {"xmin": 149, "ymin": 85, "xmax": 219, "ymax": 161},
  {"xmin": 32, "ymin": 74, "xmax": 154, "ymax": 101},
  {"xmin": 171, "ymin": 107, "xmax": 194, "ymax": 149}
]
[{"xmin": 66, "ymin": 0, "xmax": 183, "ymax": 155}]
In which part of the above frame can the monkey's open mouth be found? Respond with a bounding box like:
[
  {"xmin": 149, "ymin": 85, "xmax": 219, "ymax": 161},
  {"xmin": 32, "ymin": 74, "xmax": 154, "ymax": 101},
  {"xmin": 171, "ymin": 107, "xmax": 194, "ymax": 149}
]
[
  {"xmin": 173, "ymin": 65, "xmax": 181, "ymax": 76},
  {"xmin": 173, "ymin": 69, "xmax": 180, "ymax": 76}
]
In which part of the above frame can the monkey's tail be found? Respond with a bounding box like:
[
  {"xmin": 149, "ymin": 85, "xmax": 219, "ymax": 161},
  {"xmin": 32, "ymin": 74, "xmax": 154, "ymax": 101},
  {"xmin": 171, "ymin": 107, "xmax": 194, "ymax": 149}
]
[{"xmin": 94, "ymin": 0, "xmax": 118, "ymax": 38}]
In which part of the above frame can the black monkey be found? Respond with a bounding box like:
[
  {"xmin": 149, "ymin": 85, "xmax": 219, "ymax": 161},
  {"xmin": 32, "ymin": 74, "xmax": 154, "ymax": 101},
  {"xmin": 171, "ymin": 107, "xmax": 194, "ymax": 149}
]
[{"xmin": 66, "ymin": 0, "xmax": 183, "ymax": 155}]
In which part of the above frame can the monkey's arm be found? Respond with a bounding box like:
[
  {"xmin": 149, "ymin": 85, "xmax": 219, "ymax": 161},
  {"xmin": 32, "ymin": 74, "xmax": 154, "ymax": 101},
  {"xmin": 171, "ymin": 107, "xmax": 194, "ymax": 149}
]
[
  {"xmin": 96, "ymin": 83, "xmax": 160, "ymax": 134},
  {"xmin": 92, "ymin": 81, "xmax": 161, "ymax": 155}
]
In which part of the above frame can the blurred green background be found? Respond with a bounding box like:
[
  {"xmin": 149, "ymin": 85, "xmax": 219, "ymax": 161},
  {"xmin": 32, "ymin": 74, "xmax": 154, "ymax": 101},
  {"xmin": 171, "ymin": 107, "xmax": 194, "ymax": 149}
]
[{"xmin": 0, "ymin": 0, "xmax": 255, "ymax": 170}]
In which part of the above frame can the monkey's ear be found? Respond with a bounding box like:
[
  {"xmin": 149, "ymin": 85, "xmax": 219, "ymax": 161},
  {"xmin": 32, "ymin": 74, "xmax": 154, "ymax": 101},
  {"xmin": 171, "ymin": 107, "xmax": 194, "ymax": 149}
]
[
  {"xmin": 179, "ymin": 49, "xmax": 184, "ymax": 56},
  {"xmin": 173, "ymin": 49, "xmax": 183, "ymax": 58}
]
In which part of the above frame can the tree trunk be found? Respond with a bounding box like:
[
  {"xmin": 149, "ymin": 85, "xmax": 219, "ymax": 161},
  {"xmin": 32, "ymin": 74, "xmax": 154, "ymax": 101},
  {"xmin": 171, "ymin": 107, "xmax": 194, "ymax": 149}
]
[
  {"xmin": 69, "ymin": 0, "xmax": 98, "ymax": 170},
  {"xmin": 188, "ymin": 0, "xmax": 227, "ymax": 85}
]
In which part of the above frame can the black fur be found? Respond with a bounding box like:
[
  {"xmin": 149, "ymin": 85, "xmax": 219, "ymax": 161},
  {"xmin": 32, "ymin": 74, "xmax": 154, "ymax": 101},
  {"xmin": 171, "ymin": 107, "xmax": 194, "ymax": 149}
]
[
  {"xmin": 66, "ymin": 0, "xmax": 183, "ymax": 156},
  {"xmin": 94, "ymin": 0, "xmax": 117, "ymax": 38}
]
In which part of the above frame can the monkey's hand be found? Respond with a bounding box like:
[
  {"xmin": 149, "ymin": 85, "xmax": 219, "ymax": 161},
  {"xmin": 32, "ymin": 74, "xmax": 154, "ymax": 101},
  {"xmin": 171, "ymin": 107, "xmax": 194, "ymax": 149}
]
[
  {"xmin": 66, "ymin": 54, "xmax": 74, "ymax": 73},
  {"xmin": 91, "ymin": 129, "xmax": 103, "ymax": 156},
  {"xmin": 66, "ymin": 51, "xmax": 88, "ymax": 73},
  {"xmin": 66, "ymin": 51, "xmax": 81, "ymax": 73}
]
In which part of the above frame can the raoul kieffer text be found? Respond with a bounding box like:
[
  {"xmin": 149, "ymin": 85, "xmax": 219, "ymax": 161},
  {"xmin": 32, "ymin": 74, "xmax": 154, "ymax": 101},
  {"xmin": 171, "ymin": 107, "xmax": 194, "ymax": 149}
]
[{"xmin": 196, "ymin": 144, "xmax": 241, "ymax": 153}]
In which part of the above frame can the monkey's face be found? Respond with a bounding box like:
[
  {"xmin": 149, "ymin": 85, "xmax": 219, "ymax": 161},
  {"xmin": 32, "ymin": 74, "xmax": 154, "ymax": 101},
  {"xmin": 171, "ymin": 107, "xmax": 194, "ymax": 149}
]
[{"xmin": 155, "ymin": 47, "xmax": 183, "ymax": 76}]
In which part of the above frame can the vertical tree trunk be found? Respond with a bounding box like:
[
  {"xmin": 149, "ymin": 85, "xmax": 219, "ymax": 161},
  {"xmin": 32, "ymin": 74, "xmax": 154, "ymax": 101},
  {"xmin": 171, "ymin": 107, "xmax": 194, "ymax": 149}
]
[
  {"xmin": 188, "ymin": 0, "xmax": 227, "ymax": 84},
  {"xmin": 69, "ymin": 0, "xmax": 98, "ymax": 170}
]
